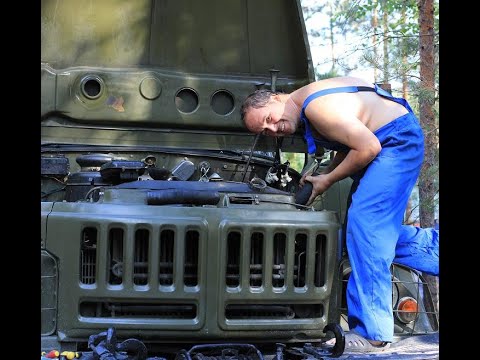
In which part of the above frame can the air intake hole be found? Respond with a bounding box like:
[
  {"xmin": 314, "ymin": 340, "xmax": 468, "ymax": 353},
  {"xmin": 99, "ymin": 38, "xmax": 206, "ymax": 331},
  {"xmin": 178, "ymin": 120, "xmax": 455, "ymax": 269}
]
[
  {"xmin": 250, "ymin": 232, "xmax": 263, "ymax": 287},
  {"xmin": 108, "ymin": 228, "xmax": 124, "ymax": 285},
  {"xmin": 159, "ymin": 230, "xmax": 175, "ymax": 286},
  {"xmin": 273, "ymin": 233, "xmax": 286, "ymax": 287},
  {"xmin": 134, "ymin": 229, "xmax": 150, "ymax": 285},
  {"xmin": 184, "ymin": 231, "xmax": 199, "ymax": 286},
  {"xmin": 175, "ymin": 88, "xmax": 198, "ymax": 113},
  {"xmin": 211, "ymin": 90, "xmax": 234, "ymax": 115},
  {"xmin": 80, "ymin": 227, "xmax": 97, "ymax": 285},
  {"xmin": 226, "ymin": 231, "xmax": 241, "ymax": 287},
  {"xmin": 294, "ymin": 234, "xmax": 307, "ymax": 287},
  {"xmin": 81, "ymin": 77, "xmax": 103, "ymax": 99}
]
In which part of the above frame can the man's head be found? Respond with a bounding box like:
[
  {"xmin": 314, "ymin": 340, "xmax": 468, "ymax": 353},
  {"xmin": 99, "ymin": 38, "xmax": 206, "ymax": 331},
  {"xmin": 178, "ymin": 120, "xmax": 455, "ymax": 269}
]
[
  {"xmin": 240, "ymin": 89, "xmax": 277, "ymax": 126},
  {"xmin": 240, "ymin": 89, "xmax": 297, "ymax": 136}
]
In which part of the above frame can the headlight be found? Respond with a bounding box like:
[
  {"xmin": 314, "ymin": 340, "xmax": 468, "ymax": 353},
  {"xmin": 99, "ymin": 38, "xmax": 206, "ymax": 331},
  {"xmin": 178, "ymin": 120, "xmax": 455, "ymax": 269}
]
[{"xmin": 395, "ymin": 296, "xmax": 418, "ymax": 324}]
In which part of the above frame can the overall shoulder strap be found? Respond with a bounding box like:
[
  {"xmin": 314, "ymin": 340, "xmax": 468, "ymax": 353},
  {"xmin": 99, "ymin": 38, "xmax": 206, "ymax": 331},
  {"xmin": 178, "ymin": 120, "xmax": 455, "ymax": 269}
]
[
  {"xmin": 300, "ymin": 86, "xmax": 375, "ymax": 154},
  {"xmin": 373, "ymin": 84, "xmax": 413, "ymax": 113},
  {"xmin": 302, "ymin": 86, "xmax": 374, "ymax": 111}
]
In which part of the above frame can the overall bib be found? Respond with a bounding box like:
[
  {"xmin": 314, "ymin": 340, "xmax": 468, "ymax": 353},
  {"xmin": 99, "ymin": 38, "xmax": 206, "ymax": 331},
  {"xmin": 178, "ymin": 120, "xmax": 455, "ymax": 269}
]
[{"xmin": 301, "ymin": 85, "xmax": 439, "ymax": 342}]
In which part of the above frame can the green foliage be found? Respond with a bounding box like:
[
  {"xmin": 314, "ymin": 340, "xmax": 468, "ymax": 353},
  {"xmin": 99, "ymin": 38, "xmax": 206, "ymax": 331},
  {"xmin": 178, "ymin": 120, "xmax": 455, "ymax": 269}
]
[
  {"xmin": 301, "ymin": 0, "xmax": 439, "ymax": 221},
  {"xmin": 281, "ymin": 152, "xmax": 306, "ymax": 173},
  {"xmin": 303, "ymin": 0, "xmax": 438, "ymax": 84},
  {"xmin": 316, "ymin": 68, "xmax": 340, "ymax": 80}
]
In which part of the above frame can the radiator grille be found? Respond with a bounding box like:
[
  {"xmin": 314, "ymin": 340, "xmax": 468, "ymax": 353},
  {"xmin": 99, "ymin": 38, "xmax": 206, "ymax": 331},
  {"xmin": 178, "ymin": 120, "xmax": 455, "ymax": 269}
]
[
  {"xmin": 225, "ymin": 230, "xmax": 327, "ymax": 290},
  {"xmin": 73, "ymin": 217, "xmax": 333, "ymax": 328},
  {"xmin": 79, "ymin": 225, "xmax": 200, "ymax": 287}
]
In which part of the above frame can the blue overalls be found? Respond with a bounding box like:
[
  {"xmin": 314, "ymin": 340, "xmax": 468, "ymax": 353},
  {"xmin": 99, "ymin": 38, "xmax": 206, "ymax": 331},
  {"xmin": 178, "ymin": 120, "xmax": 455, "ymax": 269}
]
[{"xmin": 301, "ymin": 84, "xmax": 439, "ymax": 342}]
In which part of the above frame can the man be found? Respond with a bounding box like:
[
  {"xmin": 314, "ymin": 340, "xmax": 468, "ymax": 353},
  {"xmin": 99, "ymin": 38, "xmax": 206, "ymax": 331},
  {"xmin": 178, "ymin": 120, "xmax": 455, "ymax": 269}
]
[{"xmin": 240, "ymin": 76, "xmax": 439, "ymax": 353}]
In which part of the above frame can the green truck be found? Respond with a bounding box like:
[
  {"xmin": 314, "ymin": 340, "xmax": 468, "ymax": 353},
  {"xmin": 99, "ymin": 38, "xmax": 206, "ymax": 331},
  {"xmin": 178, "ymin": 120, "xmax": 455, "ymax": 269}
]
[{"xmin": 41, "ymin": 1, "xmax": 438, "ymax": 358}]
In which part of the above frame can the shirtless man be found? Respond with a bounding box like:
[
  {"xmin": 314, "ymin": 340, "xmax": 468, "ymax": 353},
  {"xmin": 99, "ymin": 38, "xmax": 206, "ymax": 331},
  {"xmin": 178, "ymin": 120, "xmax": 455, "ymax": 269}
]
[{"xmin": 240, "ymin": 76, "xmax": 439, "ymax": 353}]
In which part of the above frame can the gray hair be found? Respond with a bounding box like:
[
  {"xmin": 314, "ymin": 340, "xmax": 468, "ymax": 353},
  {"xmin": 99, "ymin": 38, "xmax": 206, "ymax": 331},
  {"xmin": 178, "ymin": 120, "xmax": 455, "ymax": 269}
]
[{"xmin": 240, "ymin": 89, "xmax": 277, "ymax": 124}]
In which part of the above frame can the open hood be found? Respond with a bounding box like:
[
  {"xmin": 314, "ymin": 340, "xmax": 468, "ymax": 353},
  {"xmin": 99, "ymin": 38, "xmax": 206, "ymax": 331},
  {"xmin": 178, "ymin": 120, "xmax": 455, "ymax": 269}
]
[{"xmin": 41, "ymin": 0, "xmax": 314, "ymax": 153}]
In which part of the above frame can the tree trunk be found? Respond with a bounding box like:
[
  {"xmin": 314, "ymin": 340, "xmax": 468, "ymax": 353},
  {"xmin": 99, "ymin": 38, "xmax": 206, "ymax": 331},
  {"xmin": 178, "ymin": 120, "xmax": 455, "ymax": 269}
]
[
  {"xmin": 328, "ymin": 2, "xmax": 336, "ymax": 72},
  {"xmin": 401, "ymin": 0, "xmax": 413, "ymax": 224},
  {"xmin": 382, "ymin": 0, "xmax": 389, "ymax": 82},
  {"xmin": 401, "ymin": 1, "xmax": 409, "ymax": 99},
  {"xmin": 372, "ymin": 0, "xmax": 378, "ymax": 82},
  {"xmin": 417, "ymin": 0, "xmax": 439, "ymax": 317}
]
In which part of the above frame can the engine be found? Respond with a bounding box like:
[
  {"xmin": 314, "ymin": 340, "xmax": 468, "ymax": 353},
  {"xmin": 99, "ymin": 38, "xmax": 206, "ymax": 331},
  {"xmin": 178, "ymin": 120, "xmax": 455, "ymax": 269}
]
[{"xmin": 41, "ymin": 148, "xmax": 347, "ymax": 358}]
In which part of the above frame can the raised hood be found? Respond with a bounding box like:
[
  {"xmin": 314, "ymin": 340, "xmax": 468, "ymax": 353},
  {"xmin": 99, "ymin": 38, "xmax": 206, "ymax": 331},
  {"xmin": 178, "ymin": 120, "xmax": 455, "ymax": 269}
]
[{"xmin": 41, "ymin": 0, "xmax": 314, "ymax": 152}]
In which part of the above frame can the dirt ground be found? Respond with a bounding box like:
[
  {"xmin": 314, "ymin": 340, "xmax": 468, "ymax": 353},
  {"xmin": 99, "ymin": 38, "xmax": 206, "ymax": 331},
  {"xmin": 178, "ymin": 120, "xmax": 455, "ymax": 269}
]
[{"xmin": 337, "ymin": 332, "xmax": 439, "ymax": 359}]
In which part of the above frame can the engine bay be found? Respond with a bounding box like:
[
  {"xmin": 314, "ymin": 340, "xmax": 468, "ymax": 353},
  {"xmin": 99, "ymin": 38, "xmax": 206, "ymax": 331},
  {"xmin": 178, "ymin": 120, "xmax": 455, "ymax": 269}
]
[{"xmin": 41, "ymin": 146, "xmax": 308, "ymax": 207}]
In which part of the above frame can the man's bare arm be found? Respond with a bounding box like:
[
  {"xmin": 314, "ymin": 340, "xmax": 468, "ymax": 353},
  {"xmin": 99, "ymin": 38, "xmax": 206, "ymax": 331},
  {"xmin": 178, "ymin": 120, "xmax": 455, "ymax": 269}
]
[
  {"xmin": 322, "ymin": 151, "xmax": 347, "ymax": 174},
  {"xmin": 303, "ymin": 99, "xmax": 381, "ymax": 202}
]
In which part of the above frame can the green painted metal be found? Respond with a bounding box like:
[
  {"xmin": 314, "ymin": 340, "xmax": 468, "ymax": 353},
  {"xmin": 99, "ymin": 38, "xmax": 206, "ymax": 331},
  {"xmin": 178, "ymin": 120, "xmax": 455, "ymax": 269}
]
[
  {"xmin": 45, "ymin": 199, "xmax": 340, "ymax": 341},
  {"xmin": 40, "ymin": 0, "xmax": 349, "ymax": 353},
  {"xmin": 41, "ymin": 0, "xmax": 314, "ymax": 153}
]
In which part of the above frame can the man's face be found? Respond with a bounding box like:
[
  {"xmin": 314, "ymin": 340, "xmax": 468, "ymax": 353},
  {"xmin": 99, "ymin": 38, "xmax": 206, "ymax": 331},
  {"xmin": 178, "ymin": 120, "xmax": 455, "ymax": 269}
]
[{"xmin": 244, "ymin": 99, "xmax": 295, "ymax": 136}]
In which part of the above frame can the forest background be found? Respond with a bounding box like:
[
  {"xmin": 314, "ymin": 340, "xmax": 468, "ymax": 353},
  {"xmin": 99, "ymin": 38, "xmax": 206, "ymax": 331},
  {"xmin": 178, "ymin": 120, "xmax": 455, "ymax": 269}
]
[{"xmin": 297, "ymin": 0, "xmax": 439, "ymax": 310}]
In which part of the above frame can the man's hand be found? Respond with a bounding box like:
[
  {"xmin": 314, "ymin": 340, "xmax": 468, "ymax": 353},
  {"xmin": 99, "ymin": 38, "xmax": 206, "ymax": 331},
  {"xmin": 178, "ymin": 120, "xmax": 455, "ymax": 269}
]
[
  {"xmin": 299, "ymin": 170, "xmax": 313, "ymax": 187},
  {"xmin": 303, "ymin": 173, "xmax": 333, "ymax": 206}
]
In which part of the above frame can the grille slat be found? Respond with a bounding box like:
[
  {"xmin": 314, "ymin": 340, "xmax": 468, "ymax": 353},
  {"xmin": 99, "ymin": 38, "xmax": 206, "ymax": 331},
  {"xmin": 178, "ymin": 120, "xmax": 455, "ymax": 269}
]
[
  {"xmin": 306, "ymin": 232, "xmax": 317, "ymax": 286},
  {"xmin": 174, "ymin": 228, "xmax": 185, "ymax": 289},
  {"xmin": 123, "ymin": 227, "xmax": 135, "ymax": 288},
  {"xmin": 263, "ymin": 230, "xmax": 273, "ymax": 289},
  {"xmin": 240, "ymin": 231, "xmax": 250, "ymax": 289},
  {"xmin": 148, "ymin": 227, "xmax": 160, "ymax": 288},
  {"xmin": 315, "ymin": 235, "xmax": 327, "ymax": 287}
]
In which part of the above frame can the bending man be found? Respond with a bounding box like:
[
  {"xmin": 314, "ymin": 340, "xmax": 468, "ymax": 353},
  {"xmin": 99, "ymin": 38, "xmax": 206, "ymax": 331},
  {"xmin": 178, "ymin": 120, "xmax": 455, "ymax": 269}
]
[{"xmin": 240, "ymin": 76, "xmax": 439, "ymax": 352}]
